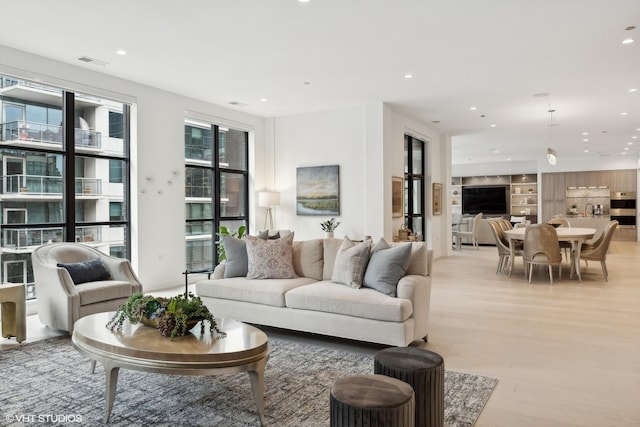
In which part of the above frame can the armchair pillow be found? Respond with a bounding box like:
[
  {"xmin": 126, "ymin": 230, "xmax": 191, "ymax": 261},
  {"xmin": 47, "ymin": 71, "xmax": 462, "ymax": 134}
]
[
  {"xmin": 331, "ymin": 238, "xmax": 372, "ymax": 288},
  {"xmin": 57, "ymin": 258, "xmax": 111, "ymax": 285},
  {"xmin": 245, "ymin": 233, "xmax": 298, "ymax": 279},
  {"xmin": 363, "ymin": 238, "xmax": 412, "ymax": 296}
]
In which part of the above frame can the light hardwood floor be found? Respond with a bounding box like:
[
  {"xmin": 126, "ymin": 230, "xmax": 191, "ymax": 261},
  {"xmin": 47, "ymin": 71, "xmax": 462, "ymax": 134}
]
[{"xmin": 3, "ymin": 241, "xmax": 639, "ymax": 426}]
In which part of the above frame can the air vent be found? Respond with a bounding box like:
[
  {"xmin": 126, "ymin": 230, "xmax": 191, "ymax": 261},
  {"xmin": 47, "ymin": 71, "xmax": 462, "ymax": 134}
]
[{"xmin": 77, "ymin": 56, "xmax": 108, "ymax": 67}]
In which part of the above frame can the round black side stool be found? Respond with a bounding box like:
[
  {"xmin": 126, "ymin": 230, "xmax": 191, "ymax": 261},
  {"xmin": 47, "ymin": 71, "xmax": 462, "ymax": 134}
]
[
  {"xmin": 330, "ymin": 374, "xmax": 415, "ymax": 427},
  {"xmin": 374, "ymin": 347, "xmax": 444, "ymax": 427}
]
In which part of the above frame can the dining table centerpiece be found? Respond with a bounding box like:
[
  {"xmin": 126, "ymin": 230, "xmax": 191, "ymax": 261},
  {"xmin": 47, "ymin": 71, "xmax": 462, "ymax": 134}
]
[{"xmin": 106, "ymin": 292, "xmax": 226, "ymax": 340}]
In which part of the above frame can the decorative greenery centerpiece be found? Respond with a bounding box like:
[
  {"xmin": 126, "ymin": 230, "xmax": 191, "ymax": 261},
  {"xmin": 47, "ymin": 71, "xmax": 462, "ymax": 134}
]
[
  {"xmin": 106, "ymin": 292, "xmax": 226, "ymax": 340},
  {"xmin": 320, "ymin": 217, "xmax": 341, "ymax": 233}
]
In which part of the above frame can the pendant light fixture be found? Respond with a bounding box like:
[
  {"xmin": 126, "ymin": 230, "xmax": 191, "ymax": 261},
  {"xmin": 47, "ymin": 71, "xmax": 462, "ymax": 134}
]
[{"xmin": 547, "ymin": 106, "xmax": 557, "ymax": 166}]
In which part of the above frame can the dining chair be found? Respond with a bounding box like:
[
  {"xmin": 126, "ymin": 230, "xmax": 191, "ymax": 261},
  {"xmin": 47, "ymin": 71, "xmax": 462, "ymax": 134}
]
[
  {"xmin": 453, "ymin": 213, "xmax": 483, "ymax": 250},
  {"xmin": 523, "ymin": 224, "xmax": 562, "ymax": 284},
  {"xmin": 487, "ymin": 220, "xmax": 522, "ymax": 274},
  {"xmin": 580, "ymin": 220, "xmax": 618, "ymax": 282},
  {"xmin": 547, "ymin": 217, "xmax": 571, "ymax": 260}
]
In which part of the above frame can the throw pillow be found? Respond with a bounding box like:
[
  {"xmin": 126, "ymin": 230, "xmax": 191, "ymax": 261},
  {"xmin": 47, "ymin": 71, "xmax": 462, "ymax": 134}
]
[
  {"xmin": 57, "ymin": 258, "xmax": 111, "ymax": 285},
  {"xmin": 221, "ymin": 235, "xmax": 248, "ymax": 278},
  {"xmin": 331, "ymin": 237, "xmax": 372, "ymax": 288},
  {"xmin": 245, "ymin": 233, "xmax": 298, "ymax": 279},
  {"xmin": 363, "ymin": 238, "xmax": 412, "ymax": 297},
  {"xmin": 257, "ymin": 230, "xmax": 281, "ymax": 240}
]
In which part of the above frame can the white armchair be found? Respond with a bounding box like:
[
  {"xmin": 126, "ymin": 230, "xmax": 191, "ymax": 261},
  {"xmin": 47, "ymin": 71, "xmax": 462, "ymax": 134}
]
[{"xmin": 32, "ymin": 243, "xmax": 142, "ymax": 334}]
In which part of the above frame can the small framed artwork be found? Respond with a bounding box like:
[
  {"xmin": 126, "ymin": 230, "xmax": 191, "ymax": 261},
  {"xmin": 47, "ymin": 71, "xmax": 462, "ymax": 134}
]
[
  {"xmin": 432, "ymin": 182, "xmax": 442, "ymax": 216},
  {"xmin": 392, "ymin": 176, "xmax": 404, "ymax": 218}
]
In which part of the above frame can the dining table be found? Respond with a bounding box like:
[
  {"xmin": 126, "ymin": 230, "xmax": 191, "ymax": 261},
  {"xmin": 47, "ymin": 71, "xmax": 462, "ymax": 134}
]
[{"xmin": 503, "ymin": 226, "xmax": 596, "ymax": 282}]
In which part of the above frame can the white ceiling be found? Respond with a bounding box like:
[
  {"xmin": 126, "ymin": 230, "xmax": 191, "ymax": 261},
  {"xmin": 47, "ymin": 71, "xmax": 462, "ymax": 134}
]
[{"xmin": 1, "ymin": 0, "xmax": 639, "ymax": 165}]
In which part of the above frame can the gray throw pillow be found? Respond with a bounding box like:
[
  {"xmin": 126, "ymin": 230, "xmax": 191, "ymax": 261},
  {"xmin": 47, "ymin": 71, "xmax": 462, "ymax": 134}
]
[
  {"xmin": 331, "ymin": 238, "xmax": 371, "ymax": 288},
  {"xmin": 257, "ymin": 230, "xmax": 281, "ymax": 240},
  {"xmin": 245, "ymin": 233, "xmax": 298, "ymax": 279},
  {"xmin": 221, "ymin": 235, "xmax": 248, "ymax": 278},
  {"xmin": 363, "ymin": 238, "xmax": 412, "ymax": 297},
  {"xmin": 57, "ymin": 258, "xmax": 111, "ymax": 285}
]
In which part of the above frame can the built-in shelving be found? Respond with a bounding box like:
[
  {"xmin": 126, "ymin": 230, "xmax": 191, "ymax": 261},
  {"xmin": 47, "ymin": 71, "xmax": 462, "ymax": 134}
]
[{"xmin": 510, "ymin": 174, "xmax": 538, "ymax": 221}]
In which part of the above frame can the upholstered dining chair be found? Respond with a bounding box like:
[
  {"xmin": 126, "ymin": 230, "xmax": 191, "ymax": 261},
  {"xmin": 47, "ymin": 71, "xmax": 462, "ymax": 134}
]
[
  {"xmin": 523, "ymin": 224, "xmax": 562, "ymax": 284},
  {"xmin": 32, "ymin": 243, "xmax": 143, "ymax": 334},
  {"xmin": 453, "ymin": 213, "xmax": 483, "ymax": 250},
  {"xmin": 580, "ymin": 220, "xmax": 618, "ymax": 282},
  {"xmin": 487, "ymin": 220, "xmax": 522, "ymax": 274}
]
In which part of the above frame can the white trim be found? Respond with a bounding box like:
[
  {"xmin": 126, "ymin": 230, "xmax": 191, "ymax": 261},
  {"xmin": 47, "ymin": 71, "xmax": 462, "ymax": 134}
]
[{"xmin": 184, "ymin": 110, "xmax": 255, "ymax": 132}]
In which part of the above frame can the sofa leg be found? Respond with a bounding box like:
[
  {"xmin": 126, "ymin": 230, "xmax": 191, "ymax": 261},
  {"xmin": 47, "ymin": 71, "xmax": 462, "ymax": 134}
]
[{"xmin": 422, "ymin": 334, "xmax": 428, "ymax": 342}]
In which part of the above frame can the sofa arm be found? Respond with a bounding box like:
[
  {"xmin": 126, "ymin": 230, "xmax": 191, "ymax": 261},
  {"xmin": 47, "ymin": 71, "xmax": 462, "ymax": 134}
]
[{"xmin": 397, "ymin": 274, "xmax": 431, "ymax": 341}]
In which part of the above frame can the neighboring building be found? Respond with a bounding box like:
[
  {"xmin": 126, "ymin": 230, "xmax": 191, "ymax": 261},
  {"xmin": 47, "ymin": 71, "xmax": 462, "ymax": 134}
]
[{"xmin": 0, "ymin": 75, "xmax": 130, "ymax": 299}]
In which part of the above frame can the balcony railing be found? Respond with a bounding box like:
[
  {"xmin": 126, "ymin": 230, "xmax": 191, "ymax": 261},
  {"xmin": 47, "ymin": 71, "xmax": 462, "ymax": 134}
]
[
  {"xmin": 2, "ymin": 227, "xmax": 64, "ymax": 250},
  {"xmin": 1, "ymin": 225, "xmax": 103, "ymax": 250},
  {"xmin": 2, "ymin": 175, "xmax": 102, "ymax": 196},
  {"xmin": 1, "ymin": 120, "xmax": 101, "ymax": 149}
]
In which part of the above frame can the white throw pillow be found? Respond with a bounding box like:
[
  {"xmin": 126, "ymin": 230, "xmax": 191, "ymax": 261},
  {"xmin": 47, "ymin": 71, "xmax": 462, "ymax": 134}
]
[
  {"xmin": 245, "ymin": 233, "xmax": 298, "ymax": 279},
  {"xmin": 331, "ymin": 237, "xmax": 371, "ymax": 288}
]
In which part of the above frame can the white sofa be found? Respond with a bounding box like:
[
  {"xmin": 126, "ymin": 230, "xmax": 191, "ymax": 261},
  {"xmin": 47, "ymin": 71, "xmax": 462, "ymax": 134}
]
[{"xmin": 195, "ymin": 238, "xmax": 432, "ymax": 347}]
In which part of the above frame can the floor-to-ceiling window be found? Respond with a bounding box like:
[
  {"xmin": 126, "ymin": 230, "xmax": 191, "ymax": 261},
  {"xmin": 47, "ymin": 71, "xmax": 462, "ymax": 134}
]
[
  {"xmin": 184, "ymin": 118, "xmax": 248, "ymax": 272},
  {"xmin": 0, "ymin": 75, "xmax": 131, "ymax": 299},
  {"xmin": 404, "ymin": 135, "xmax": 425, "ymax": 240}
]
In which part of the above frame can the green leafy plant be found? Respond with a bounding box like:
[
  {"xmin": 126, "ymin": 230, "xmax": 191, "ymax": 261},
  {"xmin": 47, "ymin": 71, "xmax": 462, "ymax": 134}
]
[
  {"xmin": 320, "ymin": 218, "xmax": 341, "ymax": 232},
  {"xmin": 216, "ymin": 225, "xmax": 247, "ymax": 262},
  {"xmin": 106, "ymin": 292, "xmax": 226, "ymax": 340}
]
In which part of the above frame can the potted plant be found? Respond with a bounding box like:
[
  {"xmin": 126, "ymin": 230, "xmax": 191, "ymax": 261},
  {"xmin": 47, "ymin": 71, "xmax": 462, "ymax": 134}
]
[
  {"xmin": 216, "ymin": 225, "xmax": 246, "ymax": 262},
  {"xmin": 106, "ymin": 292, "xmax": 226, "ymax": 340},
  {"xmin": 320, "ymin": 217, "xmax": 341, "ymax": 238}
]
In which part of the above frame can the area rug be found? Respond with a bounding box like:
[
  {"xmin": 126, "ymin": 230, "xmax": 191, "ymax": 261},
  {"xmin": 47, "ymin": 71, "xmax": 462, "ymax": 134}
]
[{"xmin": 0, "ymin": 336, "xmax": 496, "ymax": 426}]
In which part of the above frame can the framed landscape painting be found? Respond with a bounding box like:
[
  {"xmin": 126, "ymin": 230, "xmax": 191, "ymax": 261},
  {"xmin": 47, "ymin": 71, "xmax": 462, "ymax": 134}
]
[{"xmin": 296, "ymin": 165, "xmax": 340, "ymax": 216}]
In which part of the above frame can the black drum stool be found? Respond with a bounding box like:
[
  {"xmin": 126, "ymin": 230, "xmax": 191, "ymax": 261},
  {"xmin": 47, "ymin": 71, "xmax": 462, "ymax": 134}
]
[
  {"xmin": 330, "ymin": 374, "xmax": 415, "ymax": 427},
  {"xmin": 374, "ymin": 347, "xmax": 444, "ymax": 427}
]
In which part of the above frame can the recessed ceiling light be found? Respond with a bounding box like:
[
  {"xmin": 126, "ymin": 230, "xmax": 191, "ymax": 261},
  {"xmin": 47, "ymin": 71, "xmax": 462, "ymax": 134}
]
[
  {"xmin": 506, "ymin": 158, "xmax": 511, "ymax": 161},
  {"xmin": 490, "ymin": 124, "xmax": 497, "ymax": 128},
  {"xmin": 116, "ymin": 49, "xmax": 127, "ymax": 55},
  {"xmin": 632, "ymin": 136, "xmax": 638, "ymax": 139},
  {"xmin": 582, "ymin": 132, "xmax": 589, "ymax": 135},
  {"xmin": 622, "ymin": 38, "xmax": 634, "ymax": 44},
  {"xmin": 470, "ymin": 106, "xmax": 477, "ymax": 111},
  {"xmin": 629, "ymin": 142, "xmax": 635, "ymax": 145},
  {"xmin": 260, "ymin": 97, "xmax": 267, "ymax": 102},
  {"xmin": 622, "ymin": 151, "xmax": 628, "ymax": 155},
  {"xmin": 404, "ymin": 73, "xmax": 413, "ymax": 79},
  {"xmin": 583, "ymin": 139, "xmax": 589, "ymax": 142},
  {"xmin": 621, "ymin": 112, "xmax": 628, "ymax": 116},
  {"xmin": 630, "ymin": 88, "xmax": 638, "ymax": 93},
  {"xmin": 584, "ymin": 149, "xmax": 590, "ymax": 153},
  {"xmin": 624, "ymin": 147, "xmax": 630, "ymax": 150},
  {"xmin": 298, "ymin": 0, "xmax": 310, "ymax": 3}
]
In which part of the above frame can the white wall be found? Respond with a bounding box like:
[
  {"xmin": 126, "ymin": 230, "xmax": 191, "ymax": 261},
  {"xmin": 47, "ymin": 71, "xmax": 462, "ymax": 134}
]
[
  {"xmin": 0, "ymin": 44, "xmax": 266, "ymax": 291},
  {"xmin": 269, "ymin": 103, "xmax": 449, "ymax": 259}
]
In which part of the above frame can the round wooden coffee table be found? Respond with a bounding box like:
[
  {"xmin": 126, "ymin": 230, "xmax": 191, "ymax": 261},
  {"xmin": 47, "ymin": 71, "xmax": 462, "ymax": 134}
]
[{"xmin": 72, "ymin": 312, "xmax": 269, "ymax": 424}]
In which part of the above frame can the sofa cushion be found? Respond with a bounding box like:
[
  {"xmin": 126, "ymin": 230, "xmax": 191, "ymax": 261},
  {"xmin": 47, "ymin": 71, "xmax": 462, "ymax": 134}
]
[
  {"xmin": 285, "ymin": 281, "xmax": 413, "ymax": 322},
  {"xmin": 76, "ymin": 280, "xmax": 134, "ymax": 305},
  {"xmin": 363, "ymin": 239, "xmax": 412, "ymax": 297},
  {"xmin": 245, "ymin": 233, "xmax": 298, "ymax": 279},
  {"xmin": 322, "ymin": 238, "xmax": 343, "ymax": 280},
  {"xmin": 403, "ymin": 242, "xmax": 429, "ymax": 276},
  {"xmin": 221, "ymin": 235, "xmax": 248, "ymax": 278},
  {"xmin": 57, "ymin": 258, "xmax": 111, "ymax": 284},
  {"xmin": 293, "ymin": 239, "xmax": 324, "ymax": 281},
  {"xmin": 195, "ymin": 276, "xmax": 316, "ymax": 307},
  {"xmin": 331, "ymin": 238, "xmax": 371, "ymax": 288}
]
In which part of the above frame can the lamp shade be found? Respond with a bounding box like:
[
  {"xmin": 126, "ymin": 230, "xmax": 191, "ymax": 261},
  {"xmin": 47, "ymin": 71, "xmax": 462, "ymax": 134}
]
[{"xmin": 258, "ymin": 191, "xmax": 280, "ymax": 207}]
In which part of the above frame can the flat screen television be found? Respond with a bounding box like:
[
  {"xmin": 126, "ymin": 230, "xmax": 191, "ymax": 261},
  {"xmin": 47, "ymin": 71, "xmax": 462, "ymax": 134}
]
[{"xmin": 462, "ymin": 186, "xmax": 508, "ymax": 215}]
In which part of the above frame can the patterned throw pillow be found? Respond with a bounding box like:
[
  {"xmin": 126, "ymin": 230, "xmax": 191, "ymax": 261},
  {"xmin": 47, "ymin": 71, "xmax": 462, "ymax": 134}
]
[
  {"xmin": 245, "ymin": 233, "xmax": 298, "ymax": 279},
  {"xmin": 331, "ymin": 238, "xmax": 372, "ymax": 288}
]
